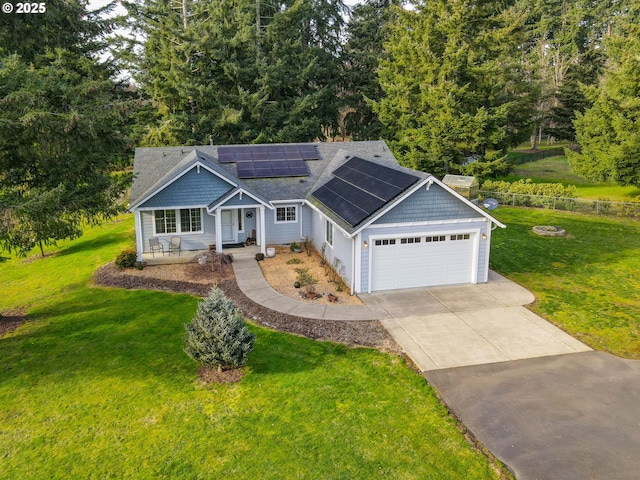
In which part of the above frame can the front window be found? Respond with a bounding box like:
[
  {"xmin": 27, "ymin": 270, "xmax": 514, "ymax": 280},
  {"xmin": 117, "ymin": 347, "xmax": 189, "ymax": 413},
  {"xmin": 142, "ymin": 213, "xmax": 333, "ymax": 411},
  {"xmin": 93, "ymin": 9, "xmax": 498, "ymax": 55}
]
[
  {"xmin": 155, "ymin": 210, "xmax": 177, "ymax": 234},
  {"xmin": 155, "ymin": 208, "xmax": 201, "ymax": 234},
  {"xmin": 180, "ymin": 208, "xmax": 202, "ymax": 233},
  {"xmin": 325, "ymin": 220, "xmax": 334, "ymax": 246},
  {"xmin": 275, "ymin": 206, "xmax": 297, "ymax": 223}
]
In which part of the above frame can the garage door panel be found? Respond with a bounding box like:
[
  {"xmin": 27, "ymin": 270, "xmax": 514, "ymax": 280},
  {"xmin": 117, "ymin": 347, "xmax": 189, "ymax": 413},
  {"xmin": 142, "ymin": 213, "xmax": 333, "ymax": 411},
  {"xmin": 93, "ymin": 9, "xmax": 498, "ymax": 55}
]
[{"xmin": 370, "ymin": 233, "xmax": 475, "ymax": 292}]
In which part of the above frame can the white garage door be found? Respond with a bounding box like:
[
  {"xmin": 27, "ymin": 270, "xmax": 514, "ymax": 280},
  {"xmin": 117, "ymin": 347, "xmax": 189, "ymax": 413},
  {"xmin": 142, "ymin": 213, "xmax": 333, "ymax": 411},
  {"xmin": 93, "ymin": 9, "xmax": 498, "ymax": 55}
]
[{"xmin": 370, "ymin": 233, "xmax": 475, "ymax": 292}]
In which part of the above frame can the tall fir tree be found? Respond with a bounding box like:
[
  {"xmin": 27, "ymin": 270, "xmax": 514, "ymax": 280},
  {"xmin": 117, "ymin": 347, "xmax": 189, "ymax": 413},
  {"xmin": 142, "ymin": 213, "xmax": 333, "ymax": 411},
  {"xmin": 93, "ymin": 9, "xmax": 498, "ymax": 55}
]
[
  {"xmin": 341, "ymin": 0, "xmax": 398, "ymax": 141},
  {"xmin": 0, "ymin": 1, "xmax": 133, "ymax": 257},
  {"xmin": 374, "ymin": 0, "xmax": 536, "ymax": 177},
  {"xmin": 125, "ymin": 0, "xmax": 345, "ymax": 146},
  {"xmin": 567, "ymin": 1, "xmax": 640, "ymax": 187}
]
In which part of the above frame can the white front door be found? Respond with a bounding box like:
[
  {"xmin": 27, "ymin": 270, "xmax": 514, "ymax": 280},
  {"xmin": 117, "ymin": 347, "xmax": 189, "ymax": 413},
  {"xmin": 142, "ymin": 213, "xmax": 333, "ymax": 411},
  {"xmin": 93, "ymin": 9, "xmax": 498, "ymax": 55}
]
[{"xmin": 221, "ymin": 210, "xmax": 236, "ymax": 243}]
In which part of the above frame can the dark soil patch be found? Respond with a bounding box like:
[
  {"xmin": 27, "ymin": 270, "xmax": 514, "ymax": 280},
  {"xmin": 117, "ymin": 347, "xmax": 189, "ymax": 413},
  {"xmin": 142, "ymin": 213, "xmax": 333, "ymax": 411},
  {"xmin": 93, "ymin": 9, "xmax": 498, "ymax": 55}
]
[
  {"xmin": 197, "ymin": 366, "xmax": 245, "ymax": 384},
  {"xmin": 22, "ymin": 251, "xmax": 59, "ymax": 264},
  {"xmin": 0, "ymin": 311, "xmax": 29, "ymax": 338},
  {"xmin": 92, "ymin": 262, "xmax": 399, "ymax": 353}
]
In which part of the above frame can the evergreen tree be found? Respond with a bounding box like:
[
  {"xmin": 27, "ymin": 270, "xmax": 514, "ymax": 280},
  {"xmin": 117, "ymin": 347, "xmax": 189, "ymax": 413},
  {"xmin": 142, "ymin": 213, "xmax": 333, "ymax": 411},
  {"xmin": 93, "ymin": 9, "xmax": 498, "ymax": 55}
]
[
  {"xmin": 0, "ymin": 0, "xmax": 133, "ymax": 257},
  {"xmin": 374, "ymin": 0, "xmax": 536, "ymax": 177},
  {"xmin": 184, "ymin": 287, "xmax": 256, "ymax": 371},
  {"xmin": 0, "ymin": 52, "xmax": 132, "ymax": 256},
  {"xmin": 125, "ymin": 0, "xmax": 345, "ymax": 145},
  {"xmin": 567, "ymin": 3, "xmax": 640, "ymax": 187},
  {"xmin": 0, "ymin": 0, "xmax": 117, "ymax": 63},
  {"xmin": 341, "ymin": 0, "xmax": 397, "ymax": 141}
]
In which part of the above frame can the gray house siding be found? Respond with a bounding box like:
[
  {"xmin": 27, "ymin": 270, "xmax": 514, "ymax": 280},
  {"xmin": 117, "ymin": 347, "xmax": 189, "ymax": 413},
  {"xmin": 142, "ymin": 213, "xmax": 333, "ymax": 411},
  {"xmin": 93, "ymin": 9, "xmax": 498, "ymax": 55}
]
[
  {"xmin": 301, "ymin": 204, "xmax": 312, "ymax": 239},
  {"xmin": 374, "ymin": 183, "xmax": 479, "ymax": 224},
  {"xmin": 139, "ymin": 168, "xmax": 232, "ymax": 209},
  {"xmin": 139, "ymin": 209, "xmax": 215, "ymax": 255},
  {"xmin": 265, "ymin": 202, "xmax": 305, "ymax": 244},
  {"xmin": 359, "ymin": 219, "xmax": 491, "ymax": 293},
  {"xmin": 308, "ymin": 207, "xmax": 353, "ymax": 287},
  {"xmin": 241, "ymin": 208, "xmax": 257, "ymax": 242}
]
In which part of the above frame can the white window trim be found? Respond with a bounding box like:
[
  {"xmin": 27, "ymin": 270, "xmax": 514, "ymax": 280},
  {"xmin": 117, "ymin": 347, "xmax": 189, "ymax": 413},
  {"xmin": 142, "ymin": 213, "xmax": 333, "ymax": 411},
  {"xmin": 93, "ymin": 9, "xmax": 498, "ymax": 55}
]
[
  {"xmin": 325, "ymin": 220, "xmax": 334, "ymax": 247},
  {"xmin": 274, "ymin": 205, "xmax": 298, "ymax": 224},
  {"xmin": 152, "ymin": 208, "xmax": 204, "ymax": 236}
]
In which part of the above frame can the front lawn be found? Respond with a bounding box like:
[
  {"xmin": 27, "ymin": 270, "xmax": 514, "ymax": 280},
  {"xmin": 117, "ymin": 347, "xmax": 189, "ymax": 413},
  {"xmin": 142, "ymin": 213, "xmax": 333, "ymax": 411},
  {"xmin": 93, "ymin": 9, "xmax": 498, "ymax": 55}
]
[
  {"xmin": 0, "ymin": 217, "xmax": 502, "ymax": 479},
  {"xmin": 490, "ymin": 207, "xmax": 640, "ymax": 358}
]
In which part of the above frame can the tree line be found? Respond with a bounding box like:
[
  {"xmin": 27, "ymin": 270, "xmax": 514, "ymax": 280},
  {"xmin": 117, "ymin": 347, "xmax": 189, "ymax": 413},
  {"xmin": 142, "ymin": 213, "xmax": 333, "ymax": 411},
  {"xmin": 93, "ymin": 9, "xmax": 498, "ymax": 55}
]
[{"xmin": 1, "ymin": 0, "xmax": 639, "ymax": 255}]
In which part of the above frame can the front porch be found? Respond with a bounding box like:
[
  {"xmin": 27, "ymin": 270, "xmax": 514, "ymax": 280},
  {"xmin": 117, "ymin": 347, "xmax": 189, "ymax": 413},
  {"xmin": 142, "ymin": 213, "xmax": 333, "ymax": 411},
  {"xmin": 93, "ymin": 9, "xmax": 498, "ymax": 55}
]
[{"xmin": 141, "ymin": 244, "xmax": 262, "ymax": 265}]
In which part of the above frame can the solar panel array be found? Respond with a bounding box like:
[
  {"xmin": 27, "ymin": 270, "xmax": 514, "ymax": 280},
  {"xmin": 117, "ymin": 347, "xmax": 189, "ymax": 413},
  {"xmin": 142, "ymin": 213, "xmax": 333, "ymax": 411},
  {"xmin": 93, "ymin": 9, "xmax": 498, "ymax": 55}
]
[
  {"xmin": 217, "ymin": 145, "xmax": 318, "ymax": 178},
  {"xmin": 311, "ymin": 157, "xmax": 419, "ymax": 227}
]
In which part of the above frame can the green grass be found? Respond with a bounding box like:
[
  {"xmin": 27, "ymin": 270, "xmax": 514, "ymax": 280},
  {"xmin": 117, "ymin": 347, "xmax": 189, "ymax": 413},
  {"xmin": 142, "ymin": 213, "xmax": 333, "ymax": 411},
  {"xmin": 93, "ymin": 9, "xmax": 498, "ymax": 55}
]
[
  {"xmin": 490, "ymin": 207, "xmax": 640, "ymax": 358},
  {"xmin": 0, "ymin": 216, "xmax": 501, "ymax": 479},
  {"xmin": 502, "ymin": 156, "xmax": 640, "ymax": 201}
]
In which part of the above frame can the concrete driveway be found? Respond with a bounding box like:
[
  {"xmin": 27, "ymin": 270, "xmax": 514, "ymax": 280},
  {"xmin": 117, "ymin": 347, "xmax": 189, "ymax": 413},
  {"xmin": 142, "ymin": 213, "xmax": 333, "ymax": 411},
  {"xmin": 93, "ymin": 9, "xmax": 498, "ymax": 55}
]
[{"xmin": 359, "ymin": 271, "xmax": 590, "ymax": 371}]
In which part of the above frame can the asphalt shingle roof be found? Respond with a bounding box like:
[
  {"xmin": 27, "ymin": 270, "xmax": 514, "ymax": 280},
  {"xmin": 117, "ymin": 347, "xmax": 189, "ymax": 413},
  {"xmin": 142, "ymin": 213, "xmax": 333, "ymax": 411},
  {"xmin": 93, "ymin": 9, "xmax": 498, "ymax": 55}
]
[{"xmin": 130, "ymin": 141, "xmax": 431, "ymax": 233}]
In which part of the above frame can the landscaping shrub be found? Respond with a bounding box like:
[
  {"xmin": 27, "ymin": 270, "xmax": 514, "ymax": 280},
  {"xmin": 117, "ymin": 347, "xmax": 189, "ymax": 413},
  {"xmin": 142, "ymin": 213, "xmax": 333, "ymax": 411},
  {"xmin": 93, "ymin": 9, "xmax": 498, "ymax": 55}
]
[
  {"xmin": 184, "ymin": 287, "xmax": 255, "ymax": 371},
  {"xmin": 482, "ymin": 179, "xmax": 577, "ymax": 208},
  {"xmin": 294, "ymin": 267, "xmax": 317, "ymax": 287},
  {"xmin": 482, "ymin": 178, "xmax": 577, "ymax": 198},
  {"xmin": 286, "ymin": 258, "xmax": 304, "ymax": 265},
  {"xmin": 115, "ymin": 248, "xmax": 137, "ymax": 269}
]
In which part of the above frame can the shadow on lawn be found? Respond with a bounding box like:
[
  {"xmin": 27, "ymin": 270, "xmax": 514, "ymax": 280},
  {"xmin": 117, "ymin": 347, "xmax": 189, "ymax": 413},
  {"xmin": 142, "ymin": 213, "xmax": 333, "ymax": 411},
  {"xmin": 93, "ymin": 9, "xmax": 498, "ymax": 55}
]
[
  {"xmin": 56, "ymin": 230, "xmax": 132, "ymax": 258},
  {"xmin": 0, "ymin": 287, "xmax": 322, "ymax": 388}
]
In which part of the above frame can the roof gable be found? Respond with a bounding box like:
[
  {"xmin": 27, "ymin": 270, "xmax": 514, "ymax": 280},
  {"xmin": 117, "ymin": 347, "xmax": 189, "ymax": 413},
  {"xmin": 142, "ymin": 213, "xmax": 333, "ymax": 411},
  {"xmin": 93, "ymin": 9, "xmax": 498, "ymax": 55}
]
[
  {"xmin": 373, "ymin": 181, "xmax": 480, "ymax": 224},
  {"xmin": 138, "ymin": 164, "xmax": 234, "ymax": 209}
]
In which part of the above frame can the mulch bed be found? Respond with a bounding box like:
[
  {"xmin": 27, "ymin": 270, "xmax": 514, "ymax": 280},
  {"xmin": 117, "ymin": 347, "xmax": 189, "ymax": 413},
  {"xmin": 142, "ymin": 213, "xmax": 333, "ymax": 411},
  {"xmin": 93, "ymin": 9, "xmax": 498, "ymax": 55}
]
[
  {"xmin": 92, "ymin": 262, "xmax": 400, "ymax": 353},
  {"xmin": 197, "ymin": 366, "xmax": 245, "ymax": 384}
]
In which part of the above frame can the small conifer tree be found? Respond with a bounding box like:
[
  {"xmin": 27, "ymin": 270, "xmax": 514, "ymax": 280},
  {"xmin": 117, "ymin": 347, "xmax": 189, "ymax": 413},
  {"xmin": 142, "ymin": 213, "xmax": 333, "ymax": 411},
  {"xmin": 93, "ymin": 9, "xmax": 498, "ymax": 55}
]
[{"xmin": 184, "ymin": 287, "xmax": 255, "ymax": 372}]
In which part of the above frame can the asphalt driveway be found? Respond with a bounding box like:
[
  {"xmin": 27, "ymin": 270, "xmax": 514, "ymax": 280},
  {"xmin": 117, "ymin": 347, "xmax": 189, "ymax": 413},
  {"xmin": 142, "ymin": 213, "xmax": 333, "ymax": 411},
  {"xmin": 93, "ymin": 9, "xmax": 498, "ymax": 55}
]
[
  {"xmin": 425, "ymin": 352, "xmax": 640, "ymax": 480},
  {"xmin": 360, "ymin": 271, "xmax": 590, "ymax": 371}
]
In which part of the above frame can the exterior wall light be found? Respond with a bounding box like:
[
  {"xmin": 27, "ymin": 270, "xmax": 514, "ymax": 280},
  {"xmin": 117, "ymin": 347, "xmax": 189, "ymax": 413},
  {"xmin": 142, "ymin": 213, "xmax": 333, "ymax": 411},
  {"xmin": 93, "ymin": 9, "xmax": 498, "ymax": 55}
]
[
  {"xmin": 482, "ymin": 233, "xmax": 487, "ymax": 240},
  {"xmin": 363, "ymin": 240, "xmax": 368, "ymax": 248}
]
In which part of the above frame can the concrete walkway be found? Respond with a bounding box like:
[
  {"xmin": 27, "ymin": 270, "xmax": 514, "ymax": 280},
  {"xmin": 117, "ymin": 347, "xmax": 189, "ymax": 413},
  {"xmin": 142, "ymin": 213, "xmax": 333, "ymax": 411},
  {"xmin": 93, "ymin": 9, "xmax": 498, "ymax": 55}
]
[{"xmin": 232, "ymin": 257, "xmax": 379, "ymax": 321}]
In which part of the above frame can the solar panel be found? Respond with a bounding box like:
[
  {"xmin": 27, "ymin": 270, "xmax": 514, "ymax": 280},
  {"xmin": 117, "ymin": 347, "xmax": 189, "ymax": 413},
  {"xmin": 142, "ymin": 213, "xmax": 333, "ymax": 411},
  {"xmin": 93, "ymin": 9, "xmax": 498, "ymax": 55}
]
[
  {"xmin": 333, "ymin": 164, "xmax": 404, "ymax": 201},
  {"xmin": 266, "ymin": 145, "xmax": 286, "ymax": 157},
  {"xmin": 287, "ymin": 160, "xmax": 309, "ymax": 176},
  {"xmin": 313, "ymin": 184, "xmax": 370, "ymax": 226},
  {"xmin": 219, "ymin": 144, "xmax": 317, "ymax": 178},
  {"xmin": 236, "ymin": 163, "xmax": 256, "ymax": 178},
  {"xmin": 343, "ymin": 157, "xmax": 417, "ymax": 190},
  {"xmin": 217, "ymin": 147, "xmax": 236, "ymax": 163},
  {"xmin": 235, "ymin": 151, "xmax": 253, "ymax": 161},
  {"xmin": 311, "ymin": 157, "xmax": 419, "ymax": 227},
  {"xmin": 271, "ymin": 164, "xmax": 290, "ymax": 176},
  {"xmin": 285, "ymin": 150, "xmax": 301, "ymax": 160},
  {"xmin": 299, "ymin": 145, "xmax": 319, "ymax": 160}
]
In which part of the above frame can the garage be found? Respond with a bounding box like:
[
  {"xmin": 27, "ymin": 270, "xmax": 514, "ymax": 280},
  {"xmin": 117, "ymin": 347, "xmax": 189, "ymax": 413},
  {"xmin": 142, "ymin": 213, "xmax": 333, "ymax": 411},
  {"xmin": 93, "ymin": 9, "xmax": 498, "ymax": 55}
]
[{"xmin": 370, "ymin": 232, "xmax": 476, "ymax": 292}]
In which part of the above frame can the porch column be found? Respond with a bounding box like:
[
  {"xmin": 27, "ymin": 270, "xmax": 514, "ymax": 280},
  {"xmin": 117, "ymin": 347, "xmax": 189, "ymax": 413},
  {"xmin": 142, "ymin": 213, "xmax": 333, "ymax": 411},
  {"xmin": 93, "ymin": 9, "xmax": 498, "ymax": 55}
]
[
  {"xmin": 259, "ymin": 205, "xmax": 266, "ymax": 254},
  {"xmin": 215, "ymin": 207, "xmax": 223, "ymax": 253},
  {"xmin": 134, "ymin": 210, "xmax": 143, "ymax": 261}
]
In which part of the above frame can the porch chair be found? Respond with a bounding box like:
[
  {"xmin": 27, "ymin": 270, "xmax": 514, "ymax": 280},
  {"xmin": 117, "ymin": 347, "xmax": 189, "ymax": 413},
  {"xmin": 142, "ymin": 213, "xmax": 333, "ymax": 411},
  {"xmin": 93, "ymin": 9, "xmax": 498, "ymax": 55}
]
[
  {"xmin": 149, "ymin": 237, "xmax": 164, "ymax": 257},
  {"xmin": 169, "ymin": 236, "xmax": 181, "ymax": 256}
]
